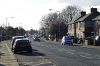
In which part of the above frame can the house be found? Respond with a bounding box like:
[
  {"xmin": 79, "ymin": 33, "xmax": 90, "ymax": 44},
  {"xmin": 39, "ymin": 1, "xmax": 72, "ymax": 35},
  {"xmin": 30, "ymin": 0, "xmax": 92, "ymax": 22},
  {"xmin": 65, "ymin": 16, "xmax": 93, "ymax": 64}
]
[
  {"xmin": 68, "ymin": 11, "xmax": 86, "ymax": 38},
  {"xmin": 92, "ymin": 15, "xmax": 100, "ymax": 36},
  {"xmin": 68, "ymin": 8, "xmax": 100, "ymax": 45}
]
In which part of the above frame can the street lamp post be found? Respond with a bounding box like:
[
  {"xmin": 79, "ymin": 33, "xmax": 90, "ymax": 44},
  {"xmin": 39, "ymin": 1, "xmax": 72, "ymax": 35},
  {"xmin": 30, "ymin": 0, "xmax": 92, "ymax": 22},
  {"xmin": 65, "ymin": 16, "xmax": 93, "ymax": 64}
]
[
  {"xmin": 49, "ymin": 9, "xmax": 61, "ymax": 41},
  {"xmin": 5, "ymin": 17, "xmax": 14, "ymax": 40},
  {"xmin": 6, "ymin": 17, "xmax": 14, "ymax": 27}
]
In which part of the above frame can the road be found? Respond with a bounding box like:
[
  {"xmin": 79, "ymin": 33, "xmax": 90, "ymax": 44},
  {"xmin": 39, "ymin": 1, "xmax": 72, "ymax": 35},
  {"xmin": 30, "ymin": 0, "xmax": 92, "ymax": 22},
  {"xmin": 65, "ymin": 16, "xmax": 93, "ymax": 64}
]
[{"xmin": 7, "ymin": 38, "xmax": 100, "ymax": 66}]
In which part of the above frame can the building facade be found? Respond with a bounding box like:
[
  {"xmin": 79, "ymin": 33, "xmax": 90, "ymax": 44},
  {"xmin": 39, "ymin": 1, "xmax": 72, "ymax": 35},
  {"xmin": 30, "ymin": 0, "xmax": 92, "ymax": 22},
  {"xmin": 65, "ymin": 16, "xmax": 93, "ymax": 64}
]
[{"xmin": 68, "ymin": 8, "xmax": 100, "ymax": 45}]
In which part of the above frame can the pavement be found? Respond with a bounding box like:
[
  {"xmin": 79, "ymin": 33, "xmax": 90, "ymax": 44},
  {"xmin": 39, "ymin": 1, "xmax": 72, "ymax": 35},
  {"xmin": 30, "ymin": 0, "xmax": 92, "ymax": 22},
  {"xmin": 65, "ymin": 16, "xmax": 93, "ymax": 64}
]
[{"xmin": 0, "ymin": 41, "xmax": 19, "ymax": 66}]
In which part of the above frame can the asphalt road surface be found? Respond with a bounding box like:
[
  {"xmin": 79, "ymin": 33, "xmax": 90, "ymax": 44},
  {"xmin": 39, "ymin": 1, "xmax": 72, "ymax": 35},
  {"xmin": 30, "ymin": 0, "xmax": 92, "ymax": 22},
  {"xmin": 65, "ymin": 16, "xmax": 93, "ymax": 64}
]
[{"xmin": 7, "ymin": 38, "xmax": 100, "ymax": 66}]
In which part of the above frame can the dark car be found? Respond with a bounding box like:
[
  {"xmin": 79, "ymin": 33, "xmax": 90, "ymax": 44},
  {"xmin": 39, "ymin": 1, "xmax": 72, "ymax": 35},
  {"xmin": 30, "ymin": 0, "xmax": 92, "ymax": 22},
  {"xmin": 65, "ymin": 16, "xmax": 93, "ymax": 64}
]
[
  {"xmin": 95, "ymin": 36, "xmax": 100, "ymax": 46},
  {"xmin": 11, "ymin": 36, "xmax": 25, "ymax": 49},
  {"xmin": 12, "ymin": 38, "xmax": 32, "ymax": 54},
  {"xmin": 33, "ymin": 36, "xmax": 40, "ymax": 41}
]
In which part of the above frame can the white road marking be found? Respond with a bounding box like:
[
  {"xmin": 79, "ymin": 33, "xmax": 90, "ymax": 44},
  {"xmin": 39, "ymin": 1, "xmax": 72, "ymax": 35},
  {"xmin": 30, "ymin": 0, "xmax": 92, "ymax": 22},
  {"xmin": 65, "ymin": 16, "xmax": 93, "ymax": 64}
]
[
  {"xmin": 79, "ymin": 52, "xmax": 100, "ymax": 59},
  {"xmin": 5, "ymin": 43, "xmax": 19, "ymax": 66},
  {"xmin": 80, "ymin": 55, "xmax": 94, "ymax": 59},
  {"xmin": 66, "ymin": 51, "xmax": 75, "ymax": 55},
  {"xmin": 79, "ymin": 52, "xmax": 91, "ymax": 56},
  {"xmin": 58, "ymin": 48, "xmax": 75, "ymax": 55}
]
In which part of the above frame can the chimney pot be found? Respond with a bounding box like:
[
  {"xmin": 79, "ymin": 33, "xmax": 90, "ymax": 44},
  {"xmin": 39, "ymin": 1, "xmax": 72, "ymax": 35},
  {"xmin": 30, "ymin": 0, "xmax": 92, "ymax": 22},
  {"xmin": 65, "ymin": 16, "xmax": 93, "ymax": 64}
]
[
  {"xmin": 81, "ymin": 11, "xmax": 86, "ymax": 16},
  {"xmin": 91, "ymin": 8, "xmax": 97, "ymax": 13}
]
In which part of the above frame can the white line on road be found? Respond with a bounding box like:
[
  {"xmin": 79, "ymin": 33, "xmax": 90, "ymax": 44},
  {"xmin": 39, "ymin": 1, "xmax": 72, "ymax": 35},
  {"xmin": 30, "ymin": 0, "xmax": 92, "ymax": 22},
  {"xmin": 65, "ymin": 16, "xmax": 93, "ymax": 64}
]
[
  {"xmin": 5, "ymin": 43, "xmax": 19, "ymax": 66},
  {"xmin": 66, "ymin": 51, "xmax": 75, "ymax": 55},
  {"xmin": 58, "ymin": 48, "xmax": 75, "ymax": 55},
  {"xmin": 79, "ymin": 52, "xmax": 100, "ymax": 59},
  {"xmin": 80, "ymin": 55, "xmax": 93, "ymax": 59}
]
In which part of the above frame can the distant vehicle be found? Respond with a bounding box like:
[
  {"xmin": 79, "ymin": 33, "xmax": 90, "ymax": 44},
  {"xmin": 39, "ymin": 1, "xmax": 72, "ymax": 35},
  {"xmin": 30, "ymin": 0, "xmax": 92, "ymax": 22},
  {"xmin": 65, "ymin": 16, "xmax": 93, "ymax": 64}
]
[
  {"xmin": 61, "ymin": 36, "xmax": 73, "ymax": 45},
  {"xmin": 33, "ymin": 36, "xmax": 40, "ymax": 42},
  {"xmin": 11, "ymin": 36, "xmax": 26, "ymax": 49},
  {"xmin": 12, "ymin": 38, "xmax": 32, "ymax": 54},
  {"xmin": 95, "ymin": 36, "xmax": 100, "ymax": 46}
]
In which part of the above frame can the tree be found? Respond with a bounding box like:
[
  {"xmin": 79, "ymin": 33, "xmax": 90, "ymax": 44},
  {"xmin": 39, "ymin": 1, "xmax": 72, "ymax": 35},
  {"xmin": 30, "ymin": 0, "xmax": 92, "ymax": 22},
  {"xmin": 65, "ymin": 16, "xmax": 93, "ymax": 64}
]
[
  {"xmin": 18, "ymin": 27, "xmax": 26, "ymax": 35},
  {"xmin": 61, "ymin": 6, "xmax": 81, "ymax": 23},
  {"xmin": 6, "ymin": 26, "xmax": 15, "ymax": 39},
  {"xmin": 41, "ymin": 12, "xmax": 58, "ymax": 28},
  {"xmin": 40, "ymin": 12, "xmax": 58, "ymax": 37},
  {"xmin": 40, "ymin": 6, "xmax": 81, "ymax": 39}
]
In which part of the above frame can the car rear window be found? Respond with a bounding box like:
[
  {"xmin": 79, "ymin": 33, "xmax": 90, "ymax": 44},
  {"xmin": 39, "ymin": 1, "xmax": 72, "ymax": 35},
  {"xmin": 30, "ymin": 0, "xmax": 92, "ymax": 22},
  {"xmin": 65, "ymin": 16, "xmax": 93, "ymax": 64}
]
[
  {"xmin": 17, "ymin": 40, "xmax": 29, "ymax": 45},
  {"xmin": 64, "ymin": 36, "xmax": 72, "ymax": 40}
]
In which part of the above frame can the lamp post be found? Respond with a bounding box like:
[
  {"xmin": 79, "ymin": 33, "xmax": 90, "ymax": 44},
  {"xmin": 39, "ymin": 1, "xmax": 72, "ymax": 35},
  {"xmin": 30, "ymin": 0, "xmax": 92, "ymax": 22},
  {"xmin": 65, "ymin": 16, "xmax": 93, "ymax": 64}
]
[
  {"xmin": 49, "ymin": 9, "xmax": 61, "ymax": 41},
  {"xmin": 6, "ymin": 17, "xmax": 14, "ymax": 27},
  {"xmin": 5, "ymin": 17, "xmax": 14, "ymax": 40}
]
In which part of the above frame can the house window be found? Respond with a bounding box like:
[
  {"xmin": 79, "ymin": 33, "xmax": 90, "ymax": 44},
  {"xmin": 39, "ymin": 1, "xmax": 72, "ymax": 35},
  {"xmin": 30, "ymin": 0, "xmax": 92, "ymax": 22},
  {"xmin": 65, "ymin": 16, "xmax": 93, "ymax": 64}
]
[
  {"xmin": 80, "ymin": 22, "xmax": 84, "ymax": 27},
  {"xmin": 72, "ymin": 24, "xmax": 74, "ymax": 29},
  {"xmin": 68, "ymin": 25, "xmax": 71, "ymax": 30},
  {"xmin": 76, "ymin": 23, "xmax": 78, "ymax": 28}
]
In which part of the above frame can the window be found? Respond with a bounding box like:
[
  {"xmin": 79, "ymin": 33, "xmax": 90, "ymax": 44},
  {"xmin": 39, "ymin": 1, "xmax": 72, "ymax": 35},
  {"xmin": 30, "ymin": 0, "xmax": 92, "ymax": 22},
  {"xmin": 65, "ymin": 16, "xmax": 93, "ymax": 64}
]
[
  {"xmin": 80, "ymin": 22, "xmax": 84, "ymax": 27},
  {"xmin": 76, "ymin": 23, "xmax": 78, "ymax": 28}
]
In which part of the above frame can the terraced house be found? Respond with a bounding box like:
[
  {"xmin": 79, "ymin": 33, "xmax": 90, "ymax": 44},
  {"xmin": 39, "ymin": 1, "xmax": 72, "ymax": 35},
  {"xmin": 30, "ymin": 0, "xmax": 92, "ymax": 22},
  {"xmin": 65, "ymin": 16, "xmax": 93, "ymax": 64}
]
[{"xmin": 68, "ymin": 8, "xmax": 100, "ymax": 45}]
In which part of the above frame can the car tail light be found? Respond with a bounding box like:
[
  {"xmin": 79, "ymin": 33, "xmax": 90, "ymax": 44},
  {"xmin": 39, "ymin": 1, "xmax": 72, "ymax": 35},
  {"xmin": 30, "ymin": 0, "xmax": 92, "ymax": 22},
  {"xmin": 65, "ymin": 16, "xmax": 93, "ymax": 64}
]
[{"xmin": 15, "ymin": 44, "xmax": 19, "ymax": 47}]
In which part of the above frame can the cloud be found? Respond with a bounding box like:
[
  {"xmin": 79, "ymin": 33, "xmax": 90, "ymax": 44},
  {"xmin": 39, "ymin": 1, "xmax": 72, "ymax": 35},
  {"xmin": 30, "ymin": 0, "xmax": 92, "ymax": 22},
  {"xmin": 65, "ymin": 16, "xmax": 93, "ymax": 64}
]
[
  {"xmin": 57, "ymin": 0, "xmax": 100, "ymax": 6},
  {"xmin": 1, "ymin": 0, "xmax": 100, "ymax": 30}
]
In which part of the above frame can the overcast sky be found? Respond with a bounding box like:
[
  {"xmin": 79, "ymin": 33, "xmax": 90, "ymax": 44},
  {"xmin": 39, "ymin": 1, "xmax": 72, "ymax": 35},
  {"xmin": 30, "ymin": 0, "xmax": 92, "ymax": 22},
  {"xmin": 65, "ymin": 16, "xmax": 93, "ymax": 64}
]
[{"xmin": 0, "ymin": 0, "xmax": 100, "ymax": 30}]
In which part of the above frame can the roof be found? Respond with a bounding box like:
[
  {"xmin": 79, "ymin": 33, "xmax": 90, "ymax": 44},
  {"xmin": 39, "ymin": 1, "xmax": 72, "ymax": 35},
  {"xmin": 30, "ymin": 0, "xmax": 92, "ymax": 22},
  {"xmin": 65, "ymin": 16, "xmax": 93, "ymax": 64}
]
[
  {"xmin": 67, "ymin": 21, "xmax": 74, "ymax": 25},
  {"xmin": 15, "ymin": 38, "xmax": 29, "ymax": 42},
  {"xmin": 76, "ymin": 12, "xmax": 100, "ymax": 22},
  {"xmin": 12, "ymin": 36, "xmax": 25, "ymax": 39},
  {"xmin": 93, "ymin": 15, "xmax": 100, "ymax": 21},
  {"xmin": 67, "ymin": 11, "xmax": 100, "ymax": 25},
  {"xmin": 67, "ymin": 15, "xmax": 84, "ymax": 25}
]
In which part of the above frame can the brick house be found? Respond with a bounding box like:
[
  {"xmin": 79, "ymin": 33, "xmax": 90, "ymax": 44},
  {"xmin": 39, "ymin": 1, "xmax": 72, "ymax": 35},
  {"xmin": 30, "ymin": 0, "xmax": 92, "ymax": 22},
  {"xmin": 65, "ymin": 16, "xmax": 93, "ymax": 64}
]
[{"xmin": 68, "ymin": 8, "xmax": 100, "ymax": 45}]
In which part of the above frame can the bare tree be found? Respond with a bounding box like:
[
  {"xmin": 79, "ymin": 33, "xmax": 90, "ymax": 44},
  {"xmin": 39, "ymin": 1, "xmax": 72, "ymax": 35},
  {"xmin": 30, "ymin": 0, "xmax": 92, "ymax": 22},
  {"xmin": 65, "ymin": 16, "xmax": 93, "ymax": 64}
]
[
  {"xmin": 40, "ymin": 5, "xmax": 81, "ymax": 39},
  {"xmin": 61, "ymin": 6, "xmax": 81, "ymax": 23},
  {"xmin": 40, "ymin": 12, "xmax": 58, "ymax": 37}
]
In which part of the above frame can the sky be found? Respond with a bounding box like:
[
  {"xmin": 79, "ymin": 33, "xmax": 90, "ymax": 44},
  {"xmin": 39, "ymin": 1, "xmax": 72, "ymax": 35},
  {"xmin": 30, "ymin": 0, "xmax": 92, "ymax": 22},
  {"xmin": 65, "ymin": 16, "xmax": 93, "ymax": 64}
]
[{"xmin": 0, "ymin": 0, "xmax": 100, "ymax": 30}]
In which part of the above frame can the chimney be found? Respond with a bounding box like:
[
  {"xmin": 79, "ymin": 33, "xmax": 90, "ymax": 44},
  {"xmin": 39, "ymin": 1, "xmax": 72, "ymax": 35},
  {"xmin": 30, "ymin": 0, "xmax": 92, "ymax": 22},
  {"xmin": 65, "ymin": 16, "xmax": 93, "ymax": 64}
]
[
  {"xmin": 81, "ymin": 11, "xmax": 86, "ymax": 16},
  {"xmin": 91, "ymin": 8, "xmax": 97, "ymax": 13}
]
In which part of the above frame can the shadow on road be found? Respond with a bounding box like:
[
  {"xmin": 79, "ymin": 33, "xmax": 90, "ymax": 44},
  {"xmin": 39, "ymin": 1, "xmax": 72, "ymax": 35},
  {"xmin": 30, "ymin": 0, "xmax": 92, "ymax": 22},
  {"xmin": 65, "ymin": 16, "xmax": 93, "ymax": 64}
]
[
  {"xmin": 16, "ymin": 49, "xmax": 45, "ymax": 56},
  {"xmin": 0, "ymin": 64, "xmax": 5, "ymax": 66},
  {"xmin": 73, "ymin": 44, "xmax": 82, "ymax": 46},
  {"xmin": 17, "ymin": 51, "xmax": 45, "ymax": 56},
  {"xmin": 32, "ymin": 49, "xmax": 38, "ymax": 51}
]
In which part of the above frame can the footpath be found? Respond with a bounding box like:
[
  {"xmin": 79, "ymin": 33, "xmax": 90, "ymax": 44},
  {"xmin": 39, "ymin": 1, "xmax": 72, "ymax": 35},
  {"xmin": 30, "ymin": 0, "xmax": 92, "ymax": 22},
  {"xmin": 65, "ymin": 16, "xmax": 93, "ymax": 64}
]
[{"xmin": 0, "ymin": 41, "xmax": 19, "ymax": 66}]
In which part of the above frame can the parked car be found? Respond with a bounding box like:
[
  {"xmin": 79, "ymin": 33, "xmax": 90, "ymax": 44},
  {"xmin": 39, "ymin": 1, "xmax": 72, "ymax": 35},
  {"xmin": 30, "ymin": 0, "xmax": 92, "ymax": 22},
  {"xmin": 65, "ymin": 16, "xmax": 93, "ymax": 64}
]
[
  {"xmin": 95, "ymin": 36, "xmax": 100, "ymax": 46},
  {"xmin": 33, "ymin": 36, "xmax": 40, "ymax": 42},
  {"xmin": 12, "ymin": 38, "xmax": 32, "ymax": 54},
  {"xmin": 61, "ymin": 36, "xmax": 73, "ymax": 45},
  {"xmin": 11, "ymin": 36, "xmax": 25, "ymax": 49}
]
